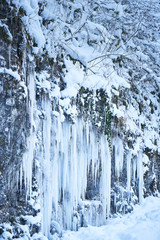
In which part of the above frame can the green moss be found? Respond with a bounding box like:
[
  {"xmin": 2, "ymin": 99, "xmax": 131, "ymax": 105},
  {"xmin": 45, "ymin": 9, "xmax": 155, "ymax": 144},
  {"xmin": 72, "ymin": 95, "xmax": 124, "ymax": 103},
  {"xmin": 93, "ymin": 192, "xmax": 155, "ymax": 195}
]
[
  {"xmin": 18, "ymin": 7, "xmax": 25, "ymax": 16},
  {"xmin": 32, "ymin": 37, "xmax": 38, "ymax": 47},
  {"xmin": 79, "ymin": 86, "xmax": 88, "ymax": 94}
]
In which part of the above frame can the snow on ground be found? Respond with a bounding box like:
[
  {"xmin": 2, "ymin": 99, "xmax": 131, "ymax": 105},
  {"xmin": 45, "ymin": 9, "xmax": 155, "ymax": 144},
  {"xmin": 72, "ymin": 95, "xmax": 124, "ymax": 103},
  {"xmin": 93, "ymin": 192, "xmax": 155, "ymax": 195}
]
[{"xmin": 62, "ymin": 196, "xmax": 160, "ymax": 240}]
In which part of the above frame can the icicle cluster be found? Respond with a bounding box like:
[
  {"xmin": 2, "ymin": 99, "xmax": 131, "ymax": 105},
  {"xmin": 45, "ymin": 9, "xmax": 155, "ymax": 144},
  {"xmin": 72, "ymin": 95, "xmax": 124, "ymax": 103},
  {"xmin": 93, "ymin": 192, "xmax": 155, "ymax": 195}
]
[
  {"xmin": 37, "ymin": 99, "xmax": 111, "ymax": 236},
  {"xmin": 16, "ymin": 74, "xmax": 144, "ymax": 239}
]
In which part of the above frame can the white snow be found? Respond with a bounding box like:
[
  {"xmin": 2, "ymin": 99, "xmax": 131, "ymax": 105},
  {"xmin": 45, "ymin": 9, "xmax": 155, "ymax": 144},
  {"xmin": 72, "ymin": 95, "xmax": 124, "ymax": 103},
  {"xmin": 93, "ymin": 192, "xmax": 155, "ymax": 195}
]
[
  {"xmin": 0, "ymin": 67, "xmax": 20, "ymax": 81},
  {"xmin": 62, "ymin": 196, "xmax": 160, "ymax": 240},
  {"xmin": 12, "ymin": 0, "xmax": 45, "ymax": 50}
]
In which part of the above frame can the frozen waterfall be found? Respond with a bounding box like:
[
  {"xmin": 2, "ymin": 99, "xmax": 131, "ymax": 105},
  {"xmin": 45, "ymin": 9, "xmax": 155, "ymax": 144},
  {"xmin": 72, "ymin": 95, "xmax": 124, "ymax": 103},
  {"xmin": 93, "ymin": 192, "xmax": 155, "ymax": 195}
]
[
  {"xmin": 17, "ymin": 81, "xmax": 145, "ymax": 238},
  {"xmin": 38, "ymin": 106, "xmax": 111, "ymax": 236}
]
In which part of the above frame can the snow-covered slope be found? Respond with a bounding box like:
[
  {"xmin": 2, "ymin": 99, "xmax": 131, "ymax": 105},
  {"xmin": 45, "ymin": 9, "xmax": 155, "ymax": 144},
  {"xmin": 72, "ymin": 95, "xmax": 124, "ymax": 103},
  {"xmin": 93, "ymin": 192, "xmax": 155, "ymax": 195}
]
[{"xmin": 62, "ymin": 196, "xmax": 160, "ymax": 240}]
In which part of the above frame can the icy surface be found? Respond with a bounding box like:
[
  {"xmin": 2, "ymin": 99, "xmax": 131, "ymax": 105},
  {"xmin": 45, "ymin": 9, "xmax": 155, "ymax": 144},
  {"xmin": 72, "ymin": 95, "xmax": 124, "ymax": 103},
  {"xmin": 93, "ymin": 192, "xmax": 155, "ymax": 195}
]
[{"xmin": 62, "ymin": 196, "xmax": 160, "ymax": 240}]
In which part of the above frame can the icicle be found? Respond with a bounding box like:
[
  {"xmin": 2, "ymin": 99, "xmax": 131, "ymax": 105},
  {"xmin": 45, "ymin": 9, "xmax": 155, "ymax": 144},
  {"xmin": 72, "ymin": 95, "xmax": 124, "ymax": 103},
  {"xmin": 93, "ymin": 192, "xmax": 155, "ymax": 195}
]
[
  {"xmin": 50, "ymin": 115, "xmax": 59, "ymax": 218},
  {"xmin": 8, "ymin": 130, "xmax": 10, "ymax": 146},
  {"xmin": 137, "ymin": 151, "xmax": 143, "ymax": 204},
  {"xmin": 8, "ymin": 44, "xmax": 11, "ymax": 69},
  {"xmin": 114, "ymin": 136, "xmax": 124, "ymax": 178},
  {"xmin": 23, "ymin": 152, "xmax": 27, "ymax": 191},
  {"xmin": 132, "ymin": 157, "xmax": 137, "ymax": 183},
  {"xmin": 71, "ymin": 123, "xmax": 78, "ymax": 207},
  {"xmin": 20, "ymin": 164, "xmax": 22, "ymax": 192},
  {"xmin": 16, "ymin": 170, "xmax": 19, "ymax": 190},
  {"xmin": 127, "ymin": 152, "xmax": 131, "ymax": 192},
  {"xmin": 106, "ymin": 139, "xmax": 111, "ymax": 219},
  {"xmin": 20, "ymin": 71, "xmax": 36, "ymax": 199},
  {"xmin": 41, "ymin": 94, "xmax": 52, "ymax": 237},
  {"xmin": 114, "ymin": 192, "xmax": 117, "ymax": 213},
  {"xmin": 99, "ymin": 134, "xmax": 111, "ymax": 223}
]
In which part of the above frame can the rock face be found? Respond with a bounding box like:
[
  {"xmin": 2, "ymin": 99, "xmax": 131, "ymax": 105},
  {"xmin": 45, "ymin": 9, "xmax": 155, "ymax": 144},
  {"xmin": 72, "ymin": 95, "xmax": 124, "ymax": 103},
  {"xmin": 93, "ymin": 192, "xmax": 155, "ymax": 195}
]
[{"xmin": 0, "ymin": 0, "xmax": 160, "ymax": 239}]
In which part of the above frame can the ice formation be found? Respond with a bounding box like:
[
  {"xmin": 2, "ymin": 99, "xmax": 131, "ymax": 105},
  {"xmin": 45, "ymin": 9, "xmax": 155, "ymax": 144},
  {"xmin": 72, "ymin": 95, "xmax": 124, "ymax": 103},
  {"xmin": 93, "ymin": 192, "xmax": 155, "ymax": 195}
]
[
  {"xmin": 17, "ymin": 78, "xmax": 146, "ymax": 238},
  {"xmin": 39, "ymin": 113, "xmax": 111, "ymax": 236}
]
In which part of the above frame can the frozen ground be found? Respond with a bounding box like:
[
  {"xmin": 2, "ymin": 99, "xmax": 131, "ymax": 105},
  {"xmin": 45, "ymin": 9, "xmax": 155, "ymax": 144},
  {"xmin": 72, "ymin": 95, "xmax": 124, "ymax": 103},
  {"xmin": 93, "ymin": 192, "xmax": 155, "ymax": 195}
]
[{"xmin": 62, "ymin": 196, "xmax": 160, "ymax": 240}]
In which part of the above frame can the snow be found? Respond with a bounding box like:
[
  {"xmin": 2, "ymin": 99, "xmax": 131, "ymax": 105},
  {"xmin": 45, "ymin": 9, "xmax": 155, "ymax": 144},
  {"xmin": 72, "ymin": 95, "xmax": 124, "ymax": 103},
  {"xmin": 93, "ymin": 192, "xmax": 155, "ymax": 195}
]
[
  {"xmin": 22, "ymin": 214, "xmax": 41, "ymax": 225},
  {"xmin": 12, "ymin": 0, "xmax": 45, "ymax": 50},
  {"xmin": 32, "ymin": 233, "xmax": 48, "ymax": 240},
  {"xmin": 62, "ymin": 196, "xmax": 160, "ymax": 240},
  {"xmin": 0, "ymin": 67, "xmax": 20, "ymax": 81},
  {"xmin": 11, "ymin": 0, "xmax": 130, "ymax": 100},
  {"xmin": 112, "ymin": 104, "xmax": 125, "ymax": 118},
  {"xmin": 1, "ymin": 231, "xmax": 13, "ymax": 239},
  {"xmin": 19, "ymin": 81, "xmax": 27, "ymax": 97}
]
